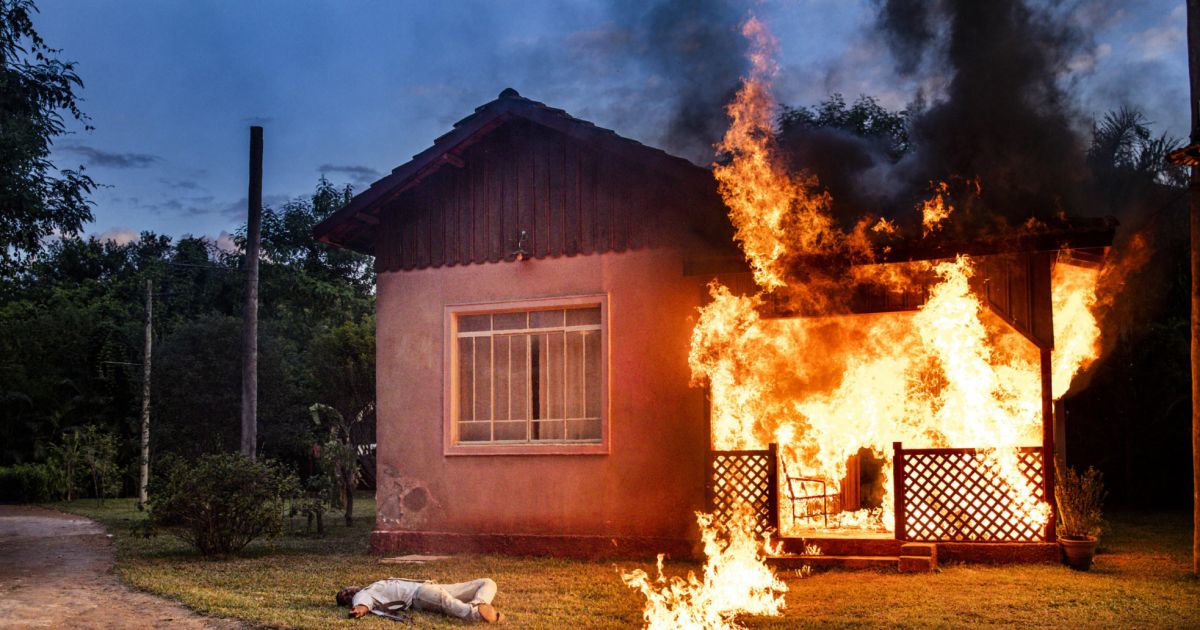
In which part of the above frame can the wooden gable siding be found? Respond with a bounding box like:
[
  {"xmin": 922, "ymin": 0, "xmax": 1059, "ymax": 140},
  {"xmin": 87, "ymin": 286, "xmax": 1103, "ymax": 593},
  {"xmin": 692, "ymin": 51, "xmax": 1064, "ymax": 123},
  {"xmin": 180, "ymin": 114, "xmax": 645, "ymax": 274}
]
[
  {"xmin": 375, "ymin": 118, "xmax": 705, "ymax": 272},
  {"xmin": 976, "ymin": 252, "xmax": 1055, "ymax": 350}
]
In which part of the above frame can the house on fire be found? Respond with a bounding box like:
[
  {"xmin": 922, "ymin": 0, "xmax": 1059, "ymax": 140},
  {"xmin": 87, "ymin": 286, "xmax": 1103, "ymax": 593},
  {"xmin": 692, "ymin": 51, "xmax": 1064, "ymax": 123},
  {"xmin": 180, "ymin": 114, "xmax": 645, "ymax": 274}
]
[
  {"xmin": 315, "ymin": 88, "xmax": 1117, "ymax": 561},
  {"xmin": 315, "ymin": 88, "xmax": 739, "ymax": 558}
]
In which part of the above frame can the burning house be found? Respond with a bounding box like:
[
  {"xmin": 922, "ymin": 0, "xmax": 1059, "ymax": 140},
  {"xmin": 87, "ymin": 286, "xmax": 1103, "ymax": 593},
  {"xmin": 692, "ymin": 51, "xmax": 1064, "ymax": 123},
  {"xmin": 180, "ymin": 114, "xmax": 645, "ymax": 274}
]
[{"xmin": 315, "ymin": 79, "xmax": 1116, "ymax": 567}]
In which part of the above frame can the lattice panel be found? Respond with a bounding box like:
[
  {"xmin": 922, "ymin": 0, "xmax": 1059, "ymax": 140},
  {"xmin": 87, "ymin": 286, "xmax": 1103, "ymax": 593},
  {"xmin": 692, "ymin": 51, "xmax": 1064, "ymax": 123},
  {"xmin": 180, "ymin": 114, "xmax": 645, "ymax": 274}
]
[
  {"xmin": 707, "ymin": 450, "xmax": 776, "ymax": 538},
  {"xmin": 898, "ymin": 447, "xmax": 1046, "ymax": 542}
]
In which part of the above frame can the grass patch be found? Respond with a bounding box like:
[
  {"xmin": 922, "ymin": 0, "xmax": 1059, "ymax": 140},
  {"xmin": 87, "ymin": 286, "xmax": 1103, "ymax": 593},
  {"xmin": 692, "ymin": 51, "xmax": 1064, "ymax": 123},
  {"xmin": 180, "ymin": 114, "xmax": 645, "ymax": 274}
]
[{"xmin": 49, "ymin": 497, "xmax": 1200, "ymax": 629}]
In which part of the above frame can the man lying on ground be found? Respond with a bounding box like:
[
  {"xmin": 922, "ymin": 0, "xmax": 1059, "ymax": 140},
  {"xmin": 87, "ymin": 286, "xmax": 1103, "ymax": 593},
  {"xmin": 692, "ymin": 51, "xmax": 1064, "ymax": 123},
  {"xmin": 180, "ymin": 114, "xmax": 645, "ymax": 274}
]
[{"xmin": 336, "ymin": 577, "xmax": 502, "ymax": 623}]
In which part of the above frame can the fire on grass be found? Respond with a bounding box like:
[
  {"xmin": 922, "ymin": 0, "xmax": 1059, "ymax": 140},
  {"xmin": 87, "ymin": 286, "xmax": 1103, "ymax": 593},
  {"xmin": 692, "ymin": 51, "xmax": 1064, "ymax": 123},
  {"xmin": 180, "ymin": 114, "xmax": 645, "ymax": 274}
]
[{"xmin": 624, "ymin": 15, "xmax": 1116, "ymax": 630}]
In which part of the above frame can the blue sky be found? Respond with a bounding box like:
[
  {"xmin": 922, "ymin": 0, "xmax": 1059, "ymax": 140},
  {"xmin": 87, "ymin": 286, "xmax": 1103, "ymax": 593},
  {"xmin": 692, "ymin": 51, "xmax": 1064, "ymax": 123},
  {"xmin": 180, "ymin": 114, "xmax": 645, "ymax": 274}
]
[{"xmin": 34, "ymin": 1, "xmax": 1188, "ymax": 247}]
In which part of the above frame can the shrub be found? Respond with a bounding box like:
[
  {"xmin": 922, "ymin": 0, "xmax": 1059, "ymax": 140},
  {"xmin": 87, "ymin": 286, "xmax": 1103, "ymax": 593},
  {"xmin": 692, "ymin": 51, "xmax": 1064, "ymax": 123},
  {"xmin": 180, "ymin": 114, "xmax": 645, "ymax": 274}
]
[
  {"xmin": 1055, "ymin": 462, "xmax": 1106, "ymax": 539},
  {"xmin": 148, "ymin": 453, "xmax": 299, "ymax": 556},
  {"xmin": 0, "ymin": 463, "xmax": 53, "ymax": 503}
]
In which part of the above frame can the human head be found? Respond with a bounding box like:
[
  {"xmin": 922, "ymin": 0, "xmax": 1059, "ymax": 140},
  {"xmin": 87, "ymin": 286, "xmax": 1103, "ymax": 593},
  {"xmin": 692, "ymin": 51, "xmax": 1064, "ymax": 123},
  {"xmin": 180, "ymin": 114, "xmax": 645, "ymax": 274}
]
[{"xmin": 336, "ymin": 586, "xmax": 361, "ymax": 607}]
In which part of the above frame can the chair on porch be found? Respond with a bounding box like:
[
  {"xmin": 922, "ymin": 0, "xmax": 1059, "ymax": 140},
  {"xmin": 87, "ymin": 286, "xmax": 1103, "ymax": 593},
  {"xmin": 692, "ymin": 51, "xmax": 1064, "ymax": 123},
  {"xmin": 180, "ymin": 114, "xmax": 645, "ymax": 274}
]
[{"xmin": 779, "ymin": 455, "xmax": 837, "ymax": 529}]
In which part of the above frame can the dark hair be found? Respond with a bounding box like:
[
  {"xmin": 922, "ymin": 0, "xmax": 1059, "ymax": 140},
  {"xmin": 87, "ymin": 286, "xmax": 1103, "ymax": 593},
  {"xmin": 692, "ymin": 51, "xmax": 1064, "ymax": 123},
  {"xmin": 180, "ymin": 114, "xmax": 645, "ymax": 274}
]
[{"xmin": 336, "ymin": 586, "xmax": 360, "ymax": 607}]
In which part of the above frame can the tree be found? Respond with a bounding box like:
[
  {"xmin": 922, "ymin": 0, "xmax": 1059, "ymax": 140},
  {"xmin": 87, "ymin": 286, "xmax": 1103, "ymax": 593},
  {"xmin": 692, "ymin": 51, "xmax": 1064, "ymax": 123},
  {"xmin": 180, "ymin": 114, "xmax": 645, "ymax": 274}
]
[
  {"xmin": 778, "ymin": 93, "xmax": 911, "ymax": 160},
  {"xmin": 78, "ymin": 424, "xmax": 118, "ymax": 506},
  {"xmin": 0, "ymin": 0, "xmax": 95, "ymax": 276}
]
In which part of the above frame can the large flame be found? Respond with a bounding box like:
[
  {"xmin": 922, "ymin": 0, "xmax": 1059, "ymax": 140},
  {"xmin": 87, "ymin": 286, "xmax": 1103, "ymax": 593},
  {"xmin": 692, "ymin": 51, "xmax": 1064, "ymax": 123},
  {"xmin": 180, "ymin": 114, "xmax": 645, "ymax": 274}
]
[{"xmin": 628, "ymin": 13, "xmax": 1109, "ymax": 629}]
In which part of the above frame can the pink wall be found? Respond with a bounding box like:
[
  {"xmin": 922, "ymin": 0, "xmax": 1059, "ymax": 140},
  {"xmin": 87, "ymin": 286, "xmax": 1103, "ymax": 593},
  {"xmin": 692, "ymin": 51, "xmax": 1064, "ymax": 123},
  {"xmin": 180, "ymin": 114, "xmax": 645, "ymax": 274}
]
[{"xmin": 373, "ymin": 247, "xmax": 710, "ymax": 555}]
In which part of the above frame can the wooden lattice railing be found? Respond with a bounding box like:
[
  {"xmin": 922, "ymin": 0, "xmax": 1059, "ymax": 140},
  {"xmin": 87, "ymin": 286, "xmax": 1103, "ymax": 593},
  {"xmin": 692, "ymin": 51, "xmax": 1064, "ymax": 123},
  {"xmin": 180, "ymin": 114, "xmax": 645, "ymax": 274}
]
[
  {"xmin": 706, "ymin": 444, "xmax": 779, "ymax": 538},
  {"xmin": 893, "ymin": 442, "xmax": 1050, "ymax": 542}
]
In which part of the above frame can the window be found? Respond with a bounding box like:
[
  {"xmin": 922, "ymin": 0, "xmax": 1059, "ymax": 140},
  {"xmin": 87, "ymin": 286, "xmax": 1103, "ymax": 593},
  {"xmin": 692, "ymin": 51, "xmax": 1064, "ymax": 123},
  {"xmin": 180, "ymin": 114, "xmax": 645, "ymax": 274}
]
[{"xmin": 447, "ymin": 297, "xmax": 607, "ymax": 453}]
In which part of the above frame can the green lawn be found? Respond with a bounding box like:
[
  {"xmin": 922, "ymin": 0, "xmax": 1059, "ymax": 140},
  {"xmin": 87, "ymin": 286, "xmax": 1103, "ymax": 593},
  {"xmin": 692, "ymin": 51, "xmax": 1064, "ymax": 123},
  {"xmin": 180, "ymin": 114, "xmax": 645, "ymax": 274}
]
[{"xmin": 49, "ymin": 497, "xmax": 1200, "ymax": 629}]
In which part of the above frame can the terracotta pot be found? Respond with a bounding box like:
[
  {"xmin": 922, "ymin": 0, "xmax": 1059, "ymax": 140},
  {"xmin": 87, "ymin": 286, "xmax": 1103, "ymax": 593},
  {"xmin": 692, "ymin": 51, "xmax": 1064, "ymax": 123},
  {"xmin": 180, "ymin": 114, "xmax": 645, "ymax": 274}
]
[{"xmin": 1058, "ymin": 535, "xmax": 1098, "ymax": 571}]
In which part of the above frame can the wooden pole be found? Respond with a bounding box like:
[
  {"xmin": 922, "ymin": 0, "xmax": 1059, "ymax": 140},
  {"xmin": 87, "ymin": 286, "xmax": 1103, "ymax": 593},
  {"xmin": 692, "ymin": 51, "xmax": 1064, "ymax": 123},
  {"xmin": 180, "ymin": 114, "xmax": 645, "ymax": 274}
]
[
  {"xmin": 138, "ymin": 279, "xmax": 151, "ymax": 509},
  {"xmin": 1187, "ymin": 0, "xmax": 1200, "ymax": 578},
  {"xmin": 893, "ymin": 442, "xmax": 906, "ymax": 541},
  {"xmin": 1041, "ymin": 348, "xmax": 1056, "ymax": 542},
  {"xmin": 241, "ymin": 126, "xmax": 262, "ymax": 459}
]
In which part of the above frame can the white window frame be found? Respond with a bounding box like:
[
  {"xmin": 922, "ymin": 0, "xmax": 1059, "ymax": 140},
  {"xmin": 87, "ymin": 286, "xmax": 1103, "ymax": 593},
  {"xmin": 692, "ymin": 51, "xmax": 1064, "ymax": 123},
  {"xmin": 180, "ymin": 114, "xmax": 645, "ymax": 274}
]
[{"xmin": 443, "ymin": 294, "xmax": 610, "ymax": 456}]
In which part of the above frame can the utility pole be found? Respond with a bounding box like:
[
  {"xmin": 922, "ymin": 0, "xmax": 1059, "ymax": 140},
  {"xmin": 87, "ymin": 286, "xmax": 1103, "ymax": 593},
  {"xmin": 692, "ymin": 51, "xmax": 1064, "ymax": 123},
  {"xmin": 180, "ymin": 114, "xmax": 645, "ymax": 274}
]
[
  {"xmin": 1168, "ymin": 0, "xmax": 1200, "ymax": 578},
  {"xmin": 241, "ymin": 126, "xmax": 262, "ymax": 459},
  {"xmin": 1187, "ymin": 0, "xmax": 1200, "ymax": 579},
  {"xmin": 138, "ymin": 278, "xmax": 152, "ymax": 509}
]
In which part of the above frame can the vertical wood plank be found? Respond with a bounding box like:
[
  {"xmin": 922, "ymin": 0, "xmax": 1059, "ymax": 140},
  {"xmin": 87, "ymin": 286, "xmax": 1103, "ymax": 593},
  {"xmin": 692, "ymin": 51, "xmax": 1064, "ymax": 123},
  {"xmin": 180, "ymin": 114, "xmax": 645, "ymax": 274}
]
[
  {"xmin": 613, "ymin": 158, "xmax": 633, "ymax": 251},
  {"xmin": 517, "ymin": 127, "xmax": 534, "ymax": 254},
  {"xmin": 563, "ymin": 137, "xmax": 580, "ymax": 256},
  {"xmin": 502, "ymin": 126, "xmax": 521, "ymax": 260},
  {"xmin": 593, "ymin": 148, "xmax": 612, "ymax": 252},
  {"xmin": 400, "ymin": 195, "xmax": 416, "ymax": 270},
  {"xmin": 471, "ymin": 144, "xmax": 489, "ymax": 264},
  {"xmin": 546, "ymin": 132, "xmax": 565, "ymax": 256},
  {"xmin": 429, "ymin": 174, "xmax": 445, "ymax": 268},
  {"xmin": 577, "ymin": 142, "xmax": 594, "ymax": 255},
  {"xmin": 487, "ymin": 133, "xmax": 505, "ymax": 262},
  {"xmin": 533, "ymin": 131, "xmax": 551, "ymax": 258},
  {"xmin": 415, "ymin": 187, "xmax": 430, "ymax": 268}
]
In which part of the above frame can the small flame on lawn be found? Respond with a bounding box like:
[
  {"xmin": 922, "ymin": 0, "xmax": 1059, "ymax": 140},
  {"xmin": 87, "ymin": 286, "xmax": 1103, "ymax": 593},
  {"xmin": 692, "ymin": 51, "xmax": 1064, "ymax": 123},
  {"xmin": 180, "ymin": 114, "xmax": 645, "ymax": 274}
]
[{"xmin": 622, "ymin": 506, "xmax": 787, "ymax": 630}]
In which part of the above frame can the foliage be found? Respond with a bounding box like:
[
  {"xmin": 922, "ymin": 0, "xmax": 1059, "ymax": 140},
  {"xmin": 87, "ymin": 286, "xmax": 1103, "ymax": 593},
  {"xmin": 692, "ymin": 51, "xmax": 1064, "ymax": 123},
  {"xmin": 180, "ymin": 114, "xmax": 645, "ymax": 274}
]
[
  {"xmin": 778, "ymin": 93, "xmax": 910, "ymax": 159},
  {"xmin": 0, "ymin": 0, "xmax": 95, "ymax": 275},
  {"xmin": 310, "ymin": 401, "xmax": 373, "ymax": 526},
  {"xmin": 147, "ymin": 453, "xmax": 299, "ymax": 556},
  {"xmin": 0, "ymin": 177, "xmax": 375, "ymax": 488},
  {"xmin": 1055, "ymin": 462, "xmax": 1106, "ymax": 539},
  {"xmin": 78, "ymin": 424, "xmax": 119, "ymax": 505},
  {"xmin": 1087, "ymin": 107, "xmax": 1185, "ymax": 189},
  {"xmin": 0, "ymin": 461, "xmax": 53, "ymax": 502},
  {"xmin": 48, "ymin": 427, "xmax": 82, "ymax": 500}
]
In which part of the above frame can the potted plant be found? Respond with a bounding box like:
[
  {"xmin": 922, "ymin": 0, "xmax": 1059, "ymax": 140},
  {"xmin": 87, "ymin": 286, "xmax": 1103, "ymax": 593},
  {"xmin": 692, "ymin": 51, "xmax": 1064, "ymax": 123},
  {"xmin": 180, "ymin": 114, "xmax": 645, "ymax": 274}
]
[{"xmin": 1054, "ymin": 462, "xmax": 1106, "ymax": 571}]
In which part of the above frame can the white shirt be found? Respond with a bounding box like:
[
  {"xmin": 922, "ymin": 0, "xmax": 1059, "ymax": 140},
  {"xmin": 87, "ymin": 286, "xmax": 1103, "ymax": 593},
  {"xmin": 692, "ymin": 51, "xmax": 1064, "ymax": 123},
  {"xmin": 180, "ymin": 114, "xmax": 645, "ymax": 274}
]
[{"xmin": 351, "ymin": 578, "xmax": 426, "ymax": 611}]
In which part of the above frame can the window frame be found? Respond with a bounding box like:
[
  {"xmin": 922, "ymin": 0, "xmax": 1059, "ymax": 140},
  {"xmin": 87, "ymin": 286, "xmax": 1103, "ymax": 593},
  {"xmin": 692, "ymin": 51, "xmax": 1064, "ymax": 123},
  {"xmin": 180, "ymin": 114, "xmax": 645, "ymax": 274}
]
[{"xmin": 443, "ymin": 294, "xmax": 610, "ymax": 456}]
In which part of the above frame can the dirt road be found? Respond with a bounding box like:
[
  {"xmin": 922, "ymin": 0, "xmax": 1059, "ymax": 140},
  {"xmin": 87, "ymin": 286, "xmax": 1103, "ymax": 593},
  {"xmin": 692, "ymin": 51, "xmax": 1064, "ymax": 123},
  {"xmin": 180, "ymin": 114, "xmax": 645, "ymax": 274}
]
[{"xmin": 0, "ymin": 504, "xmax": 244, "ymax": 629}]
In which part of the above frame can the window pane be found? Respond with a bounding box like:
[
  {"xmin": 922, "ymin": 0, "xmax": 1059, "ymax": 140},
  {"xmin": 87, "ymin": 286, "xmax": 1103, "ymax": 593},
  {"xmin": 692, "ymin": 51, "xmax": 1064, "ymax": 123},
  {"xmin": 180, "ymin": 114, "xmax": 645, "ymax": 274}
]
[
  {"xmin": 510, "ymin": 334, "xmax": 529, "ymax": 422},
  {"xmin": 546, "ymin": 332, "xmax": 564, "ymax": 420},
  {"xmin": 458, "ymin": 336, "xmax": 474, "ymax": 422},
  {"xmin": 493, "ymin": 311, "xmax": 528, "ymax": 331},
  {"xmin": 533, "ymin": 419, "xmax": 564, "ymax": 441},
  {"xmin": 530, "ymin": 309, "xmax": 564, "ymax": 329},
  {"xmin": 493, "ymin": 336, "xmax": 511, "ymax": 420},
  {"xmin": 459, "ymin": 314, "xmax": 490, "ymax": 332},
  {"xmin": 566, "ymin": 306, "xmax": 601, "ymax": 326},
  {"xmin": 494, "ymin": 420, "xmax": 526, "ymax": 441},
  {"xmin": 585, "ymin": 330, "xmax": 601, "ymax": 418},
  {"xmin": 473, "ymin": 338, "xmax": 491, "ymax": 425},
  {"xmin": 460, "ymin": 422, "xmax": 490, "ymax": 442},
  {"xmin": 566, "ymin": 331, "xmax": 584, "ymax": 419},
  {"xmin": 566, "ymin": 418, "xmax": 601, "ymax": 441}
]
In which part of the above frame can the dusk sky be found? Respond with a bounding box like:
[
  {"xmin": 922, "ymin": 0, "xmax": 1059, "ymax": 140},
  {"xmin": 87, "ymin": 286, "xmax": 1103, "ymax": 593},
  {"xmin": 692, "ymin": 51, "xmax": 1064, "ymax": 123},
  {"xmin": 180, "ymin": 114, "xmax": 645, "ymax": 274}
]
[{"xmin": 35, "ymin": 1, "xmax": 1187, "ymax": 249}]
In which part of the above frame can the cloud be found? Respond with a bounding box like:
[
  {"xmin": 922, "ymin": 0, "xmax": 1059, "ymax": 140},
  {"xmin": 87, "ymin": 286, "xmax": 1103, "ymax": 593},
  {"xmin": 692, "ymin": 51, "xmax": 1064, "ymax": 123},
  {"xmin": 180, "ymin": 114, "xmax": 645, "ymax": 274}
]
[
  {"xmin": 212, "ymin": 231, "xmax": 239, "ymax": 253},
  {"xmin": 60, "ymin": 144, "xmax": 160, "ymax": 168},
  {"xmin": 160, "ymin": 178, "xmax": 203, "ymax": 191},
  {"xmin": 318, "ymin": 163, "xmax": 382, "ymax": 186},
  {"xmin": 95, "ymin": 227, "xmax": 139, "ymax": 245}
]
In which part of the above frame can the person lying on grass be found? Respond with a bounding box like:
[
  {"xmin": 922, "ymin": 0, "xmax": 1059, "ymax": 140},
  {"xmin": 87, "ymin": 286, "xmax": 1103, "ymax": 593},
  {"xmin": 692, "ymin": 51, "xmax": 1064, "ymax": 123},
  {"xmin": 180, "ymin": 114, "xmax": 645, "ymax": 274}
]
[{"xmin": 337, "ymin": 577, "xmax": 502, "ymax": 623}]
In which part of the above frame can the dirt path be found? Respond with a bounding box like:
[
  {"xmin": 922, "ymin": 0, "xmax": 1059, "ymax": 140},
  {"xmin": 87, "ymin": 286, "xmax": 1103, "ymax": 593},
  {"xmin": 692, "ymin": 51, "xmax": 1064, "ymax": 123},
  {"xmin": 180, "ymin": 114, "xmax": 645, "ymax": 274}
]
[{"xmin": 0, "ymin": 505, "xmax": 245, "ymax": 630}]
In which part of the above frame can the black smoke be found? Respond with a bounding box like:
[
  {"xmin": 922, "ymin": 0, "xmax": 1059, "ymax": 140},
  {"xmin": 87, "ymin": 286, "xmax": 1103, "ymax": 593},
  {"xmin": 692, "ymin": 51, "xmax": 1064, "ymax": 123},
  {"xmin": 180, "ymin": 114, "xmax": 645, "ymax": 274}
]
[{"xmin": 607, "ymin": 0, "xmax": 751, "ymax": 165}]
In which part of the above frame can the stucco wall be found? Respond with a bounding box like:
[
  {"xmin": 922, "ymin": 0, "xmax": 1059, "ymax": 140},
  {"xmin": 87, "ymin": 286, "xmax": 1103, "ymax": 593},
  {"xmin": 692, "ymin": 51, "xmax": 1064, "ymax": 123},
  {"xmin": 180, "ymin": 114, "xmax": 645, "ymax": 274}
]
[{"xmin": 373, "ymin": 247, "xmax": 710, "ymax": 555}]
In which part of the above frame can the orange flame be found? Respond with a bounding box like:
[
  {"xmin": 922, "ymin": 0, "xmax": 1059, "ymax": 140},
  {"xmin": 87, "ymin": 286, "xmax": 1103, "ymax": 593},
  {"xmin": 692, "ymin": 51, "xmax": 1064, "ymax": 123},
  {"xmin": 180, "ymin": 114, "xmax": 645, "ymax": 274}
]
[{"xmin": 622, "ymin": 506, "xmax": 787, "ymax": 630}]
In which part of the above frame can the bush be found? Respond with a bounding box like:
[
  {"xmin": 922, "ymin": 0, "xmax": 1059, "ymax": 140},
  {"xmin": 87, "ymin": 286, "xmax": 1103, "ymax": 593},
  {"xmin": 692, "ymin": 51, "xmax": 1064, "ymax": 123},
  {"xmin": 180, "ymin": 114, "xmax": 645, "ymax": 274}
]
[
  {"xmin": 148, "ymin": 453, "xmax": 299, "ymax": 556},
  {"xmin": 1055, "ymin": 462, "xmax": 1106, "ymax": 539},
  {"xmin": 0, "ymin": 463, "xmax": 54, "ymax": 503}
]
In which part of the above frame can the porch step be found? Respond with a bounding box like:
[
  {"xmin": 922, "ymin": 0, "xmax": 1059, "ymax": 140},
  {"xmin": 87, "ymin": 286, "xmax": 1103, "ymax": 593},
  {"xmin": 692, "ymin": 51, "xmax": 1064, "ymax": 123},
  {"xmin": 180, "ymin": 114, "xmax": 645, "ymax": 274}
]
[
  {"xmin": 767, "ymin": 554, "xmax": 899, "ymax": 571},
  {"xmin": 777, "ymin": 536, "xmax": 903, "ymax": 557}
]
